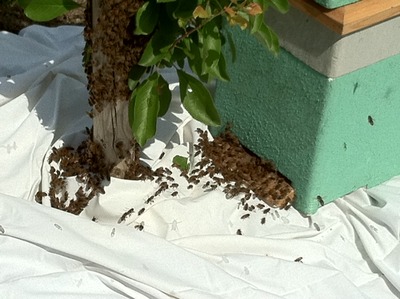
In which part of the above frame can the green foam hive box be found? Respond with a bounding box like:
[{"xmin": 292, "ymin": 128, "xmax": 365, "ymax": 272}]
[
  {"xmin": 313, "ymin": 0, "xmax": 358, "ymax": 9},
  {"xmin": 212, "ymin": 7, "xmax": 400, "ymax": 214}
]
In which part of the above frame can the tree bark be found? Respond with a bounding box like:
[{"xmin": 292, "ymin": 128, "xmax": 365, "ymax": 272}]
[{"xmin": 84, "ymin": 0, "xmax": 149, "ymax": 178}]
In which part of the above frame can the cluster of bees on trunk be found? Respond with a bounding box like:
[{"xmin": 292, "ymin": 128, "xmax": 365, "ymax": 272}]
[
  {"xmin": 35, "ymin": 127, "xmax": 158, "ymax": 215},
  {"xmin": 83, "ymin": 0, "xmax": 150, "ymax": 113},
  {"xmin": 35, "ymin": 128, "xmax": 111, "ymax": 214}
]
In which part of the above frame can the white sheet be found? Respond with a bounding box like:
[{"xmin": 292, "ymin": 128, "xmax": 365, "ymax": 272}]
[{"xmin": 1, "ymin": 25, "xmax": 399, "ymax": 298}]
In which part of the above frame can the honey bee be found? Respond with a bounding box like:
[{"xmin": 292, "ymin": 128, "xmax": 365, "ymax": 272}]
[
  {"xmin": 35, "ymin": 191, "xmax": 47, "ymax": 203},
  {"xmin": 294, "ymin": 257, "xmax": 303, "ymax": 263},
  {"xmin": 96, "ymin": 185, "xmax": 105, "ymax": 195},
  {"xmin": 85, "ymin": 126, "xmax": 92, "ymax": 136},
  {"xmin": 263, "ymin": 208, "xmax": 271, "ymax": 214},
  {"xmin": 256, "ymin": 203, "xmax": 265, "ymax": 209},
  {"xmin": 159, "ymin": 152, "xmax": 165, "ymax": 160},
  {"xmin": 166, "ymin": 176, "xmax": 174, "ymax": 182},
  {"xmin": 243, "ymin": 203, "xmax": 249, "ymax": 210},
  {"xmin": 241, "ymin": 214, "xmax": 250, "ymax": 220},
  {"xmin": 75, "ymin": 187, "xmax": 86, "ymax": 200},
  {"xmin": 188, "ymin": 175, "xmax": 198, "ymax": 183},
  {"xmin": 191, "ymin": 168, "xmax": 200, "ymax": 174},
  {"xmin": 368, "ymin": 115, "xmax": 374, "ymax": 126},
  {"xmin": 261, "ymin": 217, "xmax": 266, "ymax": 225},
  {"xmin": 138, "ymin": 208, "xmax": 145, "ymax": 216},
  {"xmin": 115, "ymin": 141, "xmax": 125, "ymax": 159},
  {"xmin": 160, "ymin": 182, "xmax": 169, "ymax": 191},
  {"xmin": 210, "ymin": 184, "xmax": 218, "ymax": 190},
  {"xmin": 187, "ymin": 184, "xmax": 193, "ymax": 189},
  {"xmin": 316, "ymin": 195, "xmax": 325, "ymax": 206},
  {"xmin": 155, "ymin": 189, "xmax": 162, "ymax": 197},
  {"xmin": 134, "ymin": 222, "xmax": 144, "ymax": 231},
  {"xmin": 198, "ymin": 170, "xmax": 207, "ymax": 178},
  {"xmin": 118, "ymin": 208, "xmax": 134, "ymax": 224},
  {"xmin": 54, "ymin": 223, "xmax": 63, "ymax": 230},
  {"xmin": 202, "ymin": 181, "xmax": 211, "ymax": 189},
  {"xmin": 171, "ymin": 191, "xmax": 178, "ymax": 197},
  {"xmin": 170, "ymin": 183, "xmax": 179, "ymax": 188},
  {"xmin": 154, "ymin": 167, "xmax": 164, "ymax": 177},
  {"xmin": 48, "ymin": 147, "xmax": 62, "ymax": 163},
  {"xmin": 198, "ymin": 159, "xmax": 209, "ymax": 169},
  {"xmin": 195, "ymin": 128, "xmax": 204, "ymax": 134},
  {"xmin": 225, "ymin": 192, "xmax": 235, "ymax": 199},
  {"xmin": 145, "ymin": 195, "xmax": 155, "ymax": 204},
  {"xmin": 248, "ymin": 205, "xmax": 255, "ymax": 212},
  {"xmin": 236, "ymin": 229, "xmax": 242, "ymax": 235}
]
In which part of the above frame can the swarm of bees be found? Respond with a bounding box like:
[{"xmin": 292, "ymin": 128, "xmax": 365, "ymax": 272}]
[
  {"xmin": 180, "ymin": 128, "xmax": 296, "ymax": 211},
  {"xmin": 34, "ymin": 0, "xmax": 297, "ymax": 232},
  {"xmin": 83, "ymin": 0, "xmax": 150, "ymax": 113},
  {"xmin": 36, "ymin": 103, "xmax": 295, "ymax": 234},
  {"xmin": 36, "ymin": 125, "xmax": 182, "ymax": 220},
  {"xmin": 35, "ymin": 128, "xmax": 112, "ymax": 214}
]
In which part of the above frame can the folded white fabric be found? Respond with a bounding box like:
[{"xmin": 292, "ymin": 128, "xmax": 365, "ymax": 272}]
[{"xmin": 0, "ymin": 25, "xmax": 399, "ymax": 299}]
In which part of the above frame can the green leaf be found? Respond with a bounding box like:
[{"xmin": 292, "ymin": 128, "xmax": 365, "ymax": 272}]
[
  {"xmin": 224, "ymin": 29, "xmax": 237, "ymax": 63},
  {"xmin": 200, "ymin": 22, "xmax": 221, "ymax": 75},
  {"xmin": 135, "ymin": 0, "xmax": 159, "ymax": 35},
  {"xmin": 215, "ymin": 53, "xmax": 230, "ymax": 81},
  {"xmin": 253, "ymin": 23, "xmax": 280, "ymax": 54},
  {"xmin": 177, "ymin": 70, "xmax": 221, "ymax": 127},
  {"xmin": 249, "ymin": 13, "xmax": 263, "ymax": 34},
  {"xmin": 21, "ymin": 0, "xmax": 80, "ymax": 22},
  {"xmin": 173, "ymin": 0, "xmax": 198, "ymax": 19},
  {"xmin": 183, "ymin": 36, "xmax": 209, "ymax": 82},
  {"xmin": 139, "ymin": 30, "xmax": 174, "ymax": 66},
  {"xmin": 170, "ymin": 46, "xmax": 186, "ymax": 69},
  {"xmin": 157, "ymin": 75, "xmax": 172, "ymax": 117},
  {"xmin": 128, "ymin": 65, "xmax": 147, "ymax": 90},
  {"xmin": 129, "ymin": 73, "xmax": 160, "ymax": 146},
  {"xmin": 270, "ymin": 0, "xmax": 289, "ymax": 13},
  {"xmin": 172, "ymin": 155, "xmax": 189, "ymax": 171}
]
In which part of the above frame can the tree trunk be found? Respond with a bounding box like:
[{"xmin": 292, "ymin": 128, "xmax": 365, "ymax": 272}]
[{"xmin": 84, "ymin": 0, "xmax": 149, "ymax": 178}]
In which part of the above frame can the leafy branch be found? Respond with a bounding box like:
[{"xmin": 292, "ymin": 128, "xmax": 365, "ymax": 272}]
[
  {"xmin": 130, "ymin": 0, "xmax": 289, "ymax": 146},
  {"xmin": 16, "ymin": 0, "xmax": 80, "ymax": 21},
  {"xmin": 14, "ymin": 0, "xmax": 289, "ymax": 147}
]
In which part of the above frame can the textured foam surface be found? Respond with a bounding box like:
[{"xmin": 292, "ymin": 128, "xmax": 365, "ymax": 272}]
[
  {"xmin": 314, "ymin": 0, "xmax": 358, "ymax": 9},
  {"xmin": 213, "ymin": 27, "xmax": 400, "ymax": 214}
]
